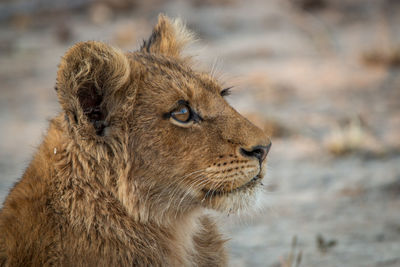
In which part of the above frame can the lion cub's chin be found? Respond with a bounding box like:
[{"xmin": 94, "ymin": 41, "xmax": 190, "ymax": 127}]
[{"xmin": 200, "ymin": 179, "xmax": 266, "ymax": 215}]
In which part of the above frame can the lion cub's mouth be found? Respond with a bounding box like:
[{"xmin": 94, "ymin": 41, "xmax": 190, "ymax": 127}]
[{"xmin": 201, "ymin": 174, "xmax": 262, "ymax": 197}]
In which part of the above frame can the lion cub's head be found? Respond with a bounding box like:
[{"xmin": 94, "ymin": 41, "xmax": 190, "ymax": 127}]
[{"xmin": 56, "ymin": 15, "xmax": 271, "ymax": 220}]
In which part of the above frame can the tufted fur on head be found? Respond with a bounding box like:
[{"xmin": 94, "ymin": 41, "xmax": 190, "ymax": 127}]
[
  {"xmin": 0, "ymin": 14, "xmax": 271, "ymax": 266},
  {"xmin": 140, "ymin": 14, "xmax": 195, "ymax": 58}
]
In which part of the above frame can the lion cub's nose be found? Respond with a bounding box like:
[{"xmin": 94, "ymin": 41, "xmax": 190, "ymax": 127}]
[{"xmin": 240, "ymin": 143, "xmax": 271, "ymax": 163}]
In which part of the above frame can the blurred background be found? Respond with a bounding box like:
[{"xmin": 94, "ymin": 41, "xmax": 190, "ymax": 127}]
[{"xmin": 1, "ymin": 0, "xmax": 400, "ymax": 266}]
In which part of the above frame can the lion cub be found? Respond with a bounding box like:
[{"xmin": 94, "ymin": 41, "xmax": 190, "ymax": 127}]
[{"xmin": 0, "ymin": 15, "xmax": 271, "ymax": 266}]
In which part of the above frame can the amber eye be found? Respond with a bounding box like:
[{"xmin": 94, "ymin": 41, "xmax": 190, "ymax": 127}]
[{"xmin": 171, "ymin": 105, "xmax": 191, "ymax": 123}]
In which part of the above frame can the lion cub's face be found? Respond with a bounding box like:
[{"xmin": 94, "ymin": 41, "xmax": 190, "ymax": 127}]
[
  {"xmin": 129, "ymin": 53, "xmax": 271, "ymax": 213},
  {"xmin": 56, "ymin": 15, "xmax": 271, "ymax": 215}
]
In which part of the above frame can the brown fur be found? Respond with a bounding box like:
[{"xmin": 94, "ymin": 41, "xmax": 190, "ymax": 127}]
[{"xmin": 0, "ymin": 14, "xmax": 271, "ymax": 266}]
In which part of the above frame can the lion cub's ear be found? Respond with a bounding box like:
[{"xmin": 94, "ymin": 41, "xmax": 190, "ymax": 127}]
[
  {"xmin": 56, "ymin": 41, "xmax": 130, "ymax": 136},
  {"xmin": 140, "ymin": 14, "xmax": 194, "ymax": 58}
]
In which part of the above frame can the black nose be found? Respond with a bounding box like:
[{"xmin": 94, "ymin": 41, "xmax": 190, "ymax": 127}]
[{"xmin": 240, "ymin": 143, "xmax": 271, "ymax": 163}]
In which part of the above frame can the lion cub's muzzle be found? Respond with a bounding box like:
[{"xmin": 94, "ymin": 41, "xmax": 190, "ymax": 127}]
[{"xmin": 200, "ymin": 140, "xmax": 272, "ymax": 196}]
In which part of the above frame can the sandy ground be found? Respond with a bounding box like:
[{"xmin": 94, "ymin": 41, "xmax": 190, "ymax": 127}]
[{"xmin": 1, "ymin": 0, "xmax": 400, "ymax": 266}]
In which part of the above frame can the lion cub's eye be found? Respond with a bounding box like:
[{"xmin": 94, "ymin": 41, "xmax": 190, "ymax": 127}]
[
  {"xmin": 168, "ymin": 102, "xmax": 194, "ymax": 127},
  {"xmin": 166, "ymin": 100, "xmax": 202, "ymax": 127},
  {"xmin": 171, "ymin": 105, "xmax": 191, "ymax": 123}
]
